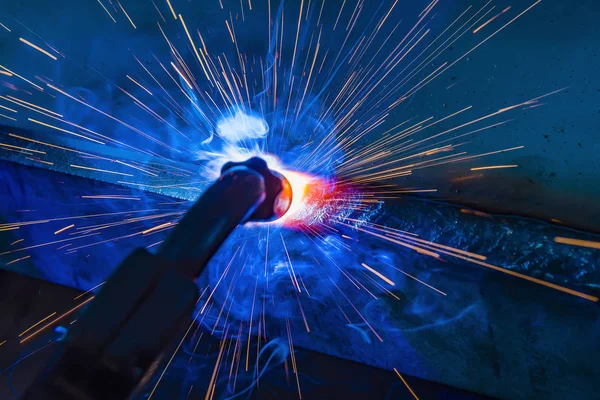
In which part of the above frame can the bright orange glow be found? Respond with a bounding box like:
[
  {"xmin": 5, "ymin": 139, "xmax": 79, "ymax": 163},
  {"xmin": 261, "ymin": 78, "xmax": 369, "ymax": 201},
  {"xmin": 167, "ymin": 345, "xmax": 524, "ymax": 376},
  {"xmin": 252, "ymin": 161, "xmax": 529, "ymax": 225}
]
[
  {"xmin": 279, "ymin": 170, "xmax": 312, "ymax": 221},
  {"xmin": 276, "ymin": 169, "xmax": 329, "ymax": 226}
]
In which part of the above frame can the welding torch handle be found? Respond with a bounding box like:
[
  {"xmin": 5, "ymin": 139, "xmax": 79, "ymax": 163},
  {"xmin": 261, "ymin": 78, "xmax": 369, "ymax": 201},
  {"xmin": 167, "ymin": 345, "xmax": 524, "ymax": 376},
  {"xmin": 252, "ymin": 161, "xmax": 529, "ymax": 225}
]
[
  {"xmin": 157, "ymin": 166, "xmax": 266, "ymax": 279},
  {"xmin": 20, "ymin": 165, "xmax": 269, "ymax": 400}
]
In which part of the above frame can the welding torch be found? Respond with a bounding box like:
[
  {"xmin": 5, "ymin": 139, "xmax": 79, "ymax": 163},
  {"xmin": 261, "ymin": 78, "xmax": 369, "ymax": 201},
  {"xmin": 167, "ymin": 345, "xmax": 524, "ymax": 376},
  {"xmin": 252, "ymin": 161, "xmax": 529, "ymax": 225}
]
[{"xmin": 21, "ymin": 157, "xmax": 293, "ymax": 400}]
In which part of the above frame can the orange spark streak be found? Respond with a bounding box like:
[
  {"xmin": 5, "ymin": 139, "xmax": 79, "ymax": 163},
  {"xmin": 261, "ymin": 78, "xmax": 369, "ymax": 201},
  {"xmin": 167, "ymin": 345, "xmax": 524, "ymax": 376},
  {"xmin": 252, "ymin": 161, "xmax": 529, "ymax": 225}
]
[
  {"xmin": 0, "ymin": 142, "xmax": 45, "ymax": 154},
  {"xmin": 474, "ymin": 6, "xmax": 512, "ymax": 34},
  {"xmin": 4, "ymin": 95, "xmax": 62, "ymax": 116},
  {"xmin": 225, "ymin": 20, "xmax": 235, "ymax": 43},
  {"xmin": 96, "ymin": 0, "xmax": 117, "ymax": 23},
  {"xmin": 0, "ymin": 65, "xmax": 44, "ymax": 90},
  {"xmin": 170, "ymin": 62, "xmax": 193, "ymax": 89},
  {"xmin": 0, "ymin": 104, "xmax": 17, "ymax": 113},
  {"xmin": 74, "ymin": 281, "xmax": 106, "ymax": 300},
  {"xmin": 394, "ymin": 368, "xmax": 420, "ymax": 400},
  {"xmin": 361, "ymin": 263, "xmax": 395, "ymax": 286},
  {"xmin": 47, "ymin": 84, "xmax": 178, "ymax": 151},
  {"xmin": 19, "ymin": 38, "xmax": 57, "ymax": 60},
  {"xmin": 471, "ymin": 164, "xmax": 518, "ymax": 171},
  {"xmin": 19, "ymin": 312, "xmax": 57, "ymax": 337},
  {"xmin": 118, "ymin": 1, "xmax": 137, "ymax": 29},
  {"xmin": 166, "ymin": 0, "xmax": 177, "ymax": 20},
  {"xmin": 70, "ymin": 164, "xmax": 133, "ymax": 177},
  {"xmin": 81, "ymin": 195, "xmax": 140, "ymax": 201},
  {"xmin": 20, "ymin": 297, "xmax": 95, "ymax": 343},
  {"xmin": 179, "ymin": 14, "xmax": 212, "ymax": 83},
  {"xmin": 142, "ymin": 222, "xmax": 173, "ymax": 234},
  {"xmin": 554, "ymin": 237, "xmax": 600, "ymax": 251},
  {"xmin": 28, "ymin": 118, "xmax": 105, "ymax": 144},
  {"xmin": 281, "ymin": 233, "xmax": 302, "ymax": 292},
  {"xmin": 338, "ymin": 221, "xmax": 439, "ymax": 258},
  {"xmin": 0, "ymin": 113, "xmax": 16, "ymax": 121},
  {"xmin": 461, "ymin": 255, "xmax": 598, "ymax": 302},
  {"xmin": 126, "ymin": 75, "xmax": 152, "ymax": 95},
  {"xmin": 26, "ymin": 157, "xmax": 53, "ymax": 165},
  {"xmin": 54, "ymin": 224, "xmax": 75, "ymax": 235},
  {"xmin": 6, "ymin": 255, "xmax": 30, "ymax": 265}
]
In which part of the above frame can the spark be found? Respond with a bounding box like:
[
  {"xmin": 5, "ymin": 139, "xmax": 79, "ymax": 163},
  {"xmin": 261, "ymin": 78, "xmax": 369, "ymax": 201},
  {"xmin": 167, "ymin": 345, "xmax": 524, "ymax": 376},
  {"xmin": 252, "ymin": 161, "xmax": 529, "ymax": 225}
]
[
  {"xmin": 451, "ymin": 251, "xmax": 598, "ymax": 302},
  {"xmin": 26, "ymin": 157, "xmax": 52, "ymax": 166},
  {"xmin": 0, "ymin": 209, "xmax": 160, "ymax": 231},
  {"xmin": 460, "ymin": 209, "xmax": 491, "ymax": 218},
  {"xmin": 54, "ymin": 224, "xmax": 75, "ymax": 235},
  {"xmin": 179, "ymin": 14, "xmax": 212, "ymax": 84},
  {"xmin": 394, "ymin": 368, "xmax": 420, "ymax": 400},
  {"xmin": 290, "ymin": 0, "xmax": 305, "ymax": 72},
  {"xmin": 281, "ymin": 233, "xmax": 302, "ymax": 293},
  {"xmin": 204, "ymin": 336, "xmax": 228, "ymax": 400},
  {"xmin": 146, "ymin": 240, "xmax": 163, "ymax": 249},
  {"xmin": 0, "ymin": 65, "xmax": 44, "ymax": 90},
  {"xmin": 285, "ymin": 317, "xmax": 303, "ymax": 399},
  {"xmin": 388, "ymin": 264, "xmax": 447, "ymax": 296},
  {"xmin": 73, "ymin": 281, "xmax": 106, "ymax": 300},
  {"xmin": 20, "ymin": 297, "xmax": 95, "ymax": 343},
  {"xmin": 554, "ymin": 237, "xmax": 600, "ymax": 251},
  {"xmin": 28, "ymin": 118, "xmax": 106, "ymax": 144},
  {"xmin": 361, "ymin": 263, "xmax": 395, "ymax": 286},
  {"xmin": 471, "ymin": 164, "xmax": 518, "ymax": 171},
  {"xmin": 245, "ymin": 274, "xmax": 259, "ymax": 371},
  {"xmin": 148, "ymin": 319, "xmax": 198, "ymax": 399},
  {"xmin": 171, "ymin": 62, "xmax": 193, "ymax": 90},
  {"xmin": 341, "ymin": 222, "xmax": 440, "ymax": 258},
  {"xmin": 152, "ymin": 0, "xmax": 167, "ymax": 22},
  {"xmin": 142, "ymin": 221, "xmax": 173, "ymax": 234},
  {"xmin": 434, "ymin": 0, "xmax": 543, "ymax": 86},
  {"xmin": 0, "ymin": 22, "xmax": 10, "ymax": 32},
  {"xmin": 19, "ymin": 312, "xmax": 57, "ymax": 337},
  {"xmin": 0, "ymin": 142, "xmax": 45, "ymax": 154},
  {"xmin": 225, "ymin": 20, "xmax": 235, "ymax": 43},
  {"xmin": 115, "ymin": 160, "xmax": 159, "ymax": 177},
  {"xmin": 126, "ymin": 75, "xmax": 152, "ymax": 95},
  {"xmin": 96, "ymin": 0, "xmax": 117, "ymax": 23},
  {"xmin": 81, "ymin": 195, "xmax": 140, "ymax": 200},
  {"xmin": 47, "ymin": 84, "xmax": 178, "ymax": 151},
  {"xmin": 19, "ymin": 38, "xmax": 58, "ymax": 60},
  {"xmin": 8, "ymin": 133, "xmax": 106, "ymax": 159},
  {"xmin": 0, "ymin": 104, "xmax": 17, "ymax": 114},
  {"xmin": 118, "ymin": 1, "xmax": 137, "ymax": 29},
  {"xmin": 166, "ymin": 0, "xmax": 178, "ymax": 20},
  {"xmin": 474, "ymin": 6, "xmax": 512, "ymax": 34},
  {"xmin": 333, "ymin": 0, "xmax": 347, "ymax": 31},
  {"xmin": 2, "ymin": 95, "xmax": 62, "ymax": 116},
  {"xmin": 452, "ymin": 174, "xmax": 484, "ymax": 182},
  {"xmin": 378, "ymin": 0, "xmax": 399, "ymax": 31},
  {"xmin": 70, "ymin": 164, "xmax": 134, "ymax": 177},
  {"xmin": 200, "ymin": 247, "xmax": 240, "ymax": 314},
  {"xmin": 6, "ymin": 255, "xmax": 30, "ymax": 265}
]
